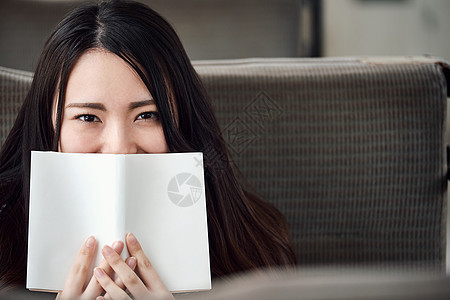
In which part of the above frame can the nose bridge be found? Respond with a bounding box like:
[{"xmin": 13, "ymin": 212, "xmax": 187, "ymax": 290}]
[{"xmin": 102, "ymin": 121, "xmax": 136, "ymax": 154}]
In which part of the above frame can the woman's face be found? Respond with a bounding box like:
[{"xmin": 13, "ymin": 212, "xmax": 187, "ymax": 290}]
[{"xmin": 58, "ymin": 49, "xmax": 169, "ymax": 154}]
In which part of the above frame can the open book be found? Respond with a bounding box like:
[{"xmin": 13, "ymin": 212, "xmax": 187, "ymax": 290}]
[{"xmin": 27, "ymin": 151, "xmax": 211, "ymax": 293}]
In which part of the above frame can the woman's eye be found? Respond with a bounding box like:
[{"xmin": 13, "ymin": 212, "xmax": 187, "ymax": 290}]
[
  {"xmin": 136, "ymin": 111, "xmax": 160, "ymax": 121},
  {"xmin": 76, "ymin": 114, "xmax": 100, "ymax": 122}
]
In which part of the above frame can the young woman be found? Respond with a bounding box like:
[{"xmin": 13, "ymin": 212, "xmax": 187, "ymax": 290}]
[{"xmin": 0, "ymin": 0, "xmax": 296, "ymax": 298}]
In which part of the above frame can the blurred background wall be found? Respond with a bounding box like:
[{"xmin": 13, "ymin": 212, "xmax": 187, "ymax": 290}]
[
  {"xmin": 323, "ymin": 0, "xmax": 450, "ymax": 59},
  {"xmin": 0, "ymin": 0, "xmax": 449, "ymax": 72},
  {"xmin": 0, "ymin": 0, "xmax": 320, "ymax": 71}
]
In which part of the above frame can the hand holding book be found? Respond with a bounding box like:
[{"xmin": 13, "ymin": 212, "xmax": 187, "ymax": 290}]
[
  {"xmin": 27, "ymin": 152, "xmax": 211, "ymax": 294},
  {"xmin": 56, "ymin": 237, "xmax": 127, "ymax": 299},
  {"xmin": 56, "ymin": 234, "xmax": 174, "ymax": 300}
]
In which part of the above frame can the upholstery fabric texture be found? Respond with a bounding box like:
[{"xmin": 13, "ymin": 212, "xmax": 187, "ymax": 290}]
[
  {"xmin": 0, "ymin": 66, "xmax": 32, "ymax": 146},
  {"xmin": 0, "ymin": 57, "xmax": 448, "ymax": 271}
]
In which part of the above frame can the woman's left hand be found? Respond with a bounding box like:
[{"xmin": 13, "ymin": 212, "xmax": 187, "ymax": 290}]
[{"xmin": 94, "ymin": 233, "xmax": 174, "ymax": 300}]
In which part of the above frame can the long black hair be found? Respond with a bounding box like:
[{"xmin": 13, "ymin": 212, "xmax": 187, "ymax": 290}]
[{"xmin": 0, "ymin": 0, "xmax": 296, "ymax": 288}]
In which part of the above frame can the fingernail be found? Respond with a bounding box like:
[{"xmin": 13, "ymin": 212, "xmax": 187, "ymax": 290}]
[
  {"xmin": 111, "ymin": 240, "xmax": 123, "ymax": 252},
  {"xmin": 127, "ymin": 233, "xmax": 137, "ymax": 245},
  {"xmin": 127, "ymin": 257, "xmax": 137, "ymax": 269},
  {"xmin": 94, "ymin": 267, "xmax": 105, "ymax": 278},
  {"xmin": 85, "ymin": 236, "xmax": 95, "ymax": 248},
  {"xmin": 102, "ymin": 245, "xmax": 114, "ymax": 257}
]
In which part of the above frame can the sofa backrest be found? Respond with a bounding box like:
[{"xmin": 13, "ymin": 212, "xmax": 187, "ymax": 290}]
[
  {"xmin": 194, "ymin": 57, "xmax": 449, "ymax": 270},
  {"xmin": 1, "ymin": 57, "xmax": 449, "ymax": 271}
]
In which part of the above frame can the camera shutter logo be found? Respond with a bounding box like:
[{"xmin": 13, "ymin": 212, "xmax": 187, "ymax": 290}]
[{"xmin": 167, "ymin": 173, "xmax": 203, "ymax": 207}]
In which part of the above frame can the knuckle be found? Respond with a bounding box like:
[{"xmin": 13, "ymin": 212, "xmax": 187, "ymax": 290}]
[
  {"xmin": 73, "ymin": 263, "xmax": 89, "ymax": 275},
  {"xmin": 97, "ymin": 259, "xmax": 109, "ymax": 269},
  {"xmin": 141, "ymin": 257, "xmax": 153, "ymax": 269},
  {"xmin": 80, "ymin": 246, "xmax": 92, "ymax": 256},
  {"xmin": 124, "ymin": 272, "xmax": 140, "ymax": 286},
  {"xmin": 107, "ymin": 253, "xmax": 122, "ymax": 265}
]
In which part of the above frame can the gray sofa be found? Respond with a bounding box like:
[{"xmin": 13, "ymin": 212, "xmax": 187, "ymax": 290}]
[{"xmin": 1, "ymin": 56, "xmax": 449, "ymax": 273}]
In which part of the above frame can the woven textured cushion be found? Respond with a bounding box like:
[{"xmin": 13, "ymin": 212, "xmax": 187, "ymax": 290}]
[
  {"xmin": 0, "ymin": 66, "xmax": 32, "ymax": 146},
  {"xmin": 194, "ymin": 57, "xmax": 448, "ymax": 270},
  {"xmin": 0, "ymin": 57, "xmax": 448, "ymax": 270}
]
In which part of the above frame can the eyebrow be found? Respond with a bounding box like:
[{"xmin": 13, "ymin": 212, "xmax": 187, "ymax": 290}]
[
  {"xmin": 65, "ymin": 103, "xmax": 106, "ymax": 111},
  {"xmin": 65, "ymin": 99, "xmax": 155, "ymax": 111},
  {"xmin": 128, "ymin": 99, "xmax": 155, "ymax": 111}
]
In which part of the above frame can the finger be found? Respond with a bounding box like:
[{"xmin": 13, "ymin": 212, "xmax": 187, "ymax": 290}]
[
  {"xmin": 102, "ymin": 245, "xmax": 148, "ymax": 298},
  {"xmin": 62, "ymin": 236, "xmax": 97, "ymax": 295},
  {"xmin": 84, "ymin": 240, "xmax": 125, "ymax": 296},
  {"xmin": 103, "ymin": 257, "xmax": 137, "ymax": 300},
  {"xmin": 94, "ymin": 267, "xmax": 130, "ymax": 300},
  {"xmin": 126, "ymin": 233, "xmax": 168, "ymax": 292}
]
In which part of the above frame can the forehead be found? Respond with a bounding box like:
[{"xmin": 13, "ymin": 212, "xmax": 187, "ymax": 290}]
[{"xmin": 65, "ymin": 49, "xmax": 151, "ymax": 105}]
